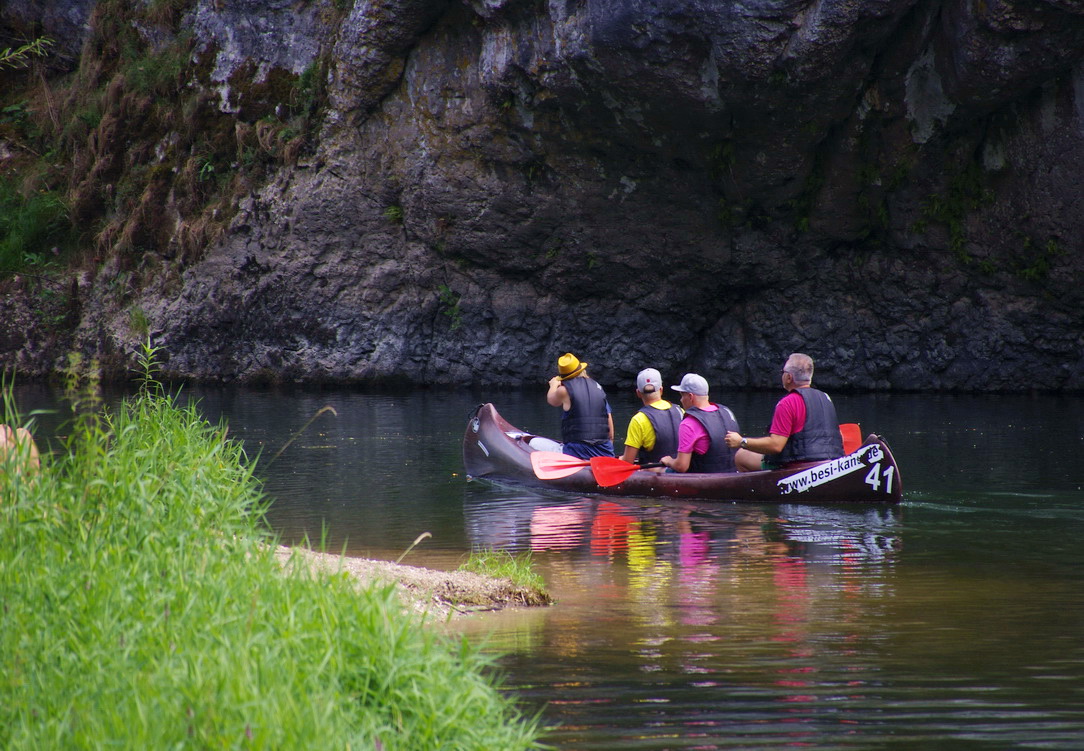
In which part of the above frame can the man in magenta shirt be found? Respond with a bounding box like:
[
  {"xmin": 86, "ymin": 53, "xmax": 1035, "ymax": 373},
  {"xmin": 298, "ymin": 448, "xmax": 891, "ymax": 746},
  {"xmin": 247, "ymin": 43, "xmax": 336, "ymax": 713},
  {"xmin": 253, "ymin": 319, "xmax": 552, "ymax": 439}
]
[
  {"xmin": 725, "ymin": 353, "xmax": 844, "ymax": 471},
  {"xmin": 659, "ymin": 373, "xmax": 740, "ymax": 473}
]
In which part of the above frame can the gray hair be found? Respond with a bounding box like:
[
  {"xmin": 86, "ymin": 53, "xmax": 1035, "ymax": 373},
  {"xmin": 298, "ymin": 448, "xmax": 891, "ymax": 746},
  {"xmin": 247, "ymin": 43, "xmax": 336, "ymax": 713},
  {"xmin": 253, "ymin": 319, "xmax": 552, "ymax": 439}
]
[{"xmin": 785, "ymin": 353, "xmax": 814, "ymax": 384}]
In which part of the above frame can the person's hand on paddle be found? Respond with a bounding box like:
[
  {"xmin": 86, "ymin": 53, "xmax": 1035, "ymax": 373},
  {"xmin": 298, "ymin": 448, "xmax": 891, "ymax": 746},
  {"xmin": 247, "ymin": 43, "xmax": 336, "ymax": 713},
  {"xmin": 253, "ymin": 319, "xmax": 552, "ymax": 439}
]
[{"xmin": 659, "ymin": 452, "xmax": 693, "ymax": 473}]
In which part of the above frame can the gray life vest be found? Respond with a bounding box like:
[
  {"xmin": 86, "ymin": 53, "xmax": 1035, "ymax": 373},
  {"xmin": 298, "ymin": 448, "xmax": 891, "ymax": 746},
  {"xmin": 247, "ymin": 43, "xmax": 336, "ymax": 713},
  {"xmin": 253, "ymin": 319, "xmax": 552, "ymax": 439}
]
[
  {"xmin": 684, "ymin": 405, "xmax": 739, "ymax": 473},
  {"xmin": 637, "ymin": 402, "xmax": 682, "ymax": 463},
  {"xmin": 776, "ymin": 388, "xmax": 844, "ymax": 464}
]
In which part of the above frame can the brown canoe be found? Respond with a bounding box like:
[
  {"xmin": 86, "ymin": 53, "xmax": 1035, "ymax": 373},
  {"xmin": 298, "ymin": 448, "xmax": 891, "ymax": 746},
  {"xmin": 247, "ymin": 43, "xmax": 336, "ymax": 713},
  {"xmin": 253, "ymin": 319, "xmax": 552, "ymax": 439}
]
[{"xmin": 463, "ymin": 403, "xmax": 902, "ymax": 503}]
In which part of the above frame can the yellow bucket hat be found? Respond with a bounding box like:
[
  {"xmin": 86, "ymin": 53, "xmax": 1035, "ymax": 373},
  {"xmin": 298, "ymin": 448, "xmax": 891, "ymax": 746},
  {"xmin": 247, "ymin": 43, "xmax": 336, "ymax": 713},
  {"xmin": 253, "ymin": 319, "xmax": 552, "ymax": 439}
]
[{"xmin": 557, "ymin": 353, "xmax": 588, "ymax": 380}]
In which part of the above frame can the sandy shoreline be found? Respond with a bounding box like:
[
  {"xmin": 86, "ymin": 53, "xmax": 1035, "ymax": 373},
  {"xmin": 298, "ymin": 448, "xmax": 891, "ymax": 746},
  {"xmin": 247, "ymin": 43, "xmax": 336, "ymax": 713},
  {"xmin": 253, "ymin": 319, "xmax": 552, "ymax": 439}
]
[{"xmin": 273, "ymin": 545, "xmax": 552, "ymax": 619}]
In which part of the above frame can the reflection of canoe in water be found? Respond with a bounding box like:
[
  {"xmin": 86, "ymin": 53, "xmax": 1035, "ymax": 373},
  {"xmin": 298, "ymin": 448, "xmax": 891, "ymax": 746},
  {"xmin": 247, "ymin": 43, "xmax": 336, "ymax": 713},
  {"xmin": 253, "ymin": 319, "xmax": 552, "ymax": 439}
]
[{"xmin": 463, "ymin": 403, "xmax": 902, "ymax": 504}]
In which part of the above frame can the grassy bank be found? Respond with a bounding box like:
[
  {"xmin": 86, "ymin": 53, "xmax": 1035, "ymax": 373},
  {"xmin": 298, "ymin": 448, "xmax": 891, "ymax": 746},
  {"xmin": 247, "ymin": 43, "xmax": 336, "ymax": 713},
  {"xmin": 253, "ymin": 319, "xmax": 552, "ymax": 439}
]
[
  {"xmin": 459, "ymin": 549, "xmax": 546, "ymax": 593},
  {"xmin": 0, "ymin": 386, "xmax": 543, "ymax": 749}
]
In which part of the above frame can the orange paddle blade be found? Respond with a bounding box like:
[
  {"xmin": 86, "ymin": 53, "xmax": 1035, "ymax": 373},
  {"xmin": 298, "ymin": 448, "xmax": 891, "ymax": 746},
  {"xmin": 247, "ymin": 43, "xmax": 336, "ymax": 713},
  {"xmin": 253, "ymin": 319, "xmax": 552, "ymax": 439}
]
[
  {"xmin": 590, "ymin": 456, "xmax": 656, "ymax": 487},
  {"xmin": 839, "ymin": 423, "xmax": 862, "ymax": 454},
  {"xmin": 530, "ymin": 450, "xmax": 591, "ymax": 479}
]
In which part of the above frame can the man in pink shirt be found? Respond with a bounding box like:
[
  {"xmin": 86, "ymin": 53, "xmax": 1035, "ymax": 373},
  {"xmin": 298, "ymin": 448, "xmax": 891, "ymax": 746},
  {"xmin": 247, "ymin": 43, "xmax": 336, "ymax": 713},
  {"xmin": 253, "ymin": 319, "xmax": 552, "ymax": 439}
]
[
  {"xmin": 659, "ymin": 373, "xmax": 740, "ymax": 473},
  {"xmin": 725, "ymin": 353, "xmax": 844, "ymax": 472}
]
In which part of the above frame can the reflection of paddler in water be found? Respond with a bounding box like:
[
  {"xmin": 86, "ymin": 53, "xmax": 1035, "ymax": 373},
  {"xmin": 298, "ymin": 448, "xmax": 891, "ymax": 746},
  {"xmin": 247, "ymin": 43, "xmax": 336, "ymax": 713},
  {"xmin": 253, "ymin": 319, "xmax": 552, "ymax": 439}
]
[
  {"xmin": 526, "ymin": 498, "xmax": 861, "ymax": 563},
  {"xmin": 529, "ymin": 500, "xmax": 592, "ymax": 551},
  {"xmin": 590, "ymin": 501, "xmax": 637, "ymax": 556},
  {"xmin": 676, "ymin": 512, "xmax": 711, "ymax": 566},
  {"xmin": 674, "ymin": 508, "xmax": 785, "ymax": 564},
  {"xmin": 1, "ymin": 424, "xmax": 40, "ymax": 482}
]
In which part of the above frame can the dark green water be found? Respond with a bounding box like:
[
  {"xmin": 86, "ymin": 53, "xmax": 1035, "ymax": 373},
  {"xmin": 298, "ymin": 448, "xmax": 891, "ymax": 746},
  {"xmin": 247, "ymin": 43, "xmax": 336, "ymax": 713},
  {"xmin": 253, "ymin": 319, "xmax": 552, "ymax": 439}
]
[{"xmin": 11, "ymin": 384, "xmax": 1084, "ymax": 749}]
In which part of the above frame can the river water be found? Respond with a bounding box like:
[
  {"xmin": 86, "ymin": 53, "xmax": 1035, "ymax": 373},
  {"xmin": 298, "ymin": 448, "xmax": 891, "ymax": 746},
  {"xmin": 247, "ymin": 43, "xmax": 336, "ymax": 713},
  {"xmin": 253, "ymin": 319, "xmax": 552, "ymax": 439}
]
[{"xmin": 10, "ymin": 384, "xmax": 1084, "ymax": 749}]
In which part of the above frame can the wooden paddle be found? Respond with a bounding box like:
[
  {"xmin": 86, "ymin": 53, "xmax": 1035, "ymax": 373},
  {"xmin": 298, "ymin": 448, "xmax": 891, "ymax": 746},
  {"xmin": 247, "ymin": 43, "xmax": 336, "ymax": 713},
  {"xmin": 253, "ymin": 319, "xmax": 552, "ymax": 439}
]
[
  {"xmin": 530, "ymin": 450, "xmax": 591, "ymax": 479},
  {"xmin": 589, "ymin": 456, "xmax": 664, "ymax": 487}
]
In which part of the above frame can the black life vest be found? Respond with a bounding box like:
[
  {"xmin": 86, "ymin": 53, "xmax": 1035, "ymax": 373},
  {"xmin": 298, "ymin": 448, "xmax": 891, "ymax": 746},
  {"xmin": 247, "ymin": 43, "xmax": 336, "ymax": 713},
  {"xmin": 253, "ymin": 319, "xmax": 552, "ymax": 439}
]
[
  {"xmin": 684, "ymin": 405, "xmax": 739, "ymax": 473},
  {"xmin": 776, "ymin": 388, "xmax": 844, "ymax": 464},
  {"xmin": 561, "ymin": 376, "xmax": 611, "ymax": 444},
  {"xmin": 637, "ymin": 402, "xmax": 682, "ymax": 463}
]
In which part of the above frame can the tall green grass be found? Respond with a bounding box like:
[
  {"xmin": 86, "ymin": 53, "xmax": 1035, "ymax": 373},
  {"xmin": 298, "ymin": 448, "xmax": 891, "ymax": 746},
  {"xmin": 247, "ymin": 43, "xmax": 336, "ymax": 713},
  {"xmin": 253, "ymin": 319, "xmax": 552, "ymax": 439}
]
[{"xmin": 0, "ymin": 384, "xmax": 543, "ymax": 749}]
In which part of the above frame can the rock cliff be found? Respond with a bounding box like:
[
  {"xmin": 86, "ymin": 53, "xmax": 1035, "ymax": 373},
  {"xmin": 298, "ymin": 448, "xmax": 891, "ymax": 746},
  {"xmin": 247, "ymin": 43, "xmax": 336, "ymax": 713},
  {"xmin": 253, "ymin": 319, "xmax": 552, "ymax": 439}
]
[{"xmin": 2, "ymin": 0, "xmax": 1082, "ymax": 391}]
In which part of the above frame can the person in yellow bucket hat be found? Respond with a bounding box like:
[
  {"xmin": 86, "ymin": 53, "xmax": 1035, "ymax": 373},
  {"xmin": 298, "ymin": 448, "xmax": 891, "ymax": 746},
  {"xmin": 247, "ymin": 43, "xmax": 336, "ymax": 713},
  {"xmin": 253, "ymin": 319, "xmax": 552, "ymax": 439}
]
[{"xmin": 545, "ymin": 353, "xmax": 615, "ymax": 459}]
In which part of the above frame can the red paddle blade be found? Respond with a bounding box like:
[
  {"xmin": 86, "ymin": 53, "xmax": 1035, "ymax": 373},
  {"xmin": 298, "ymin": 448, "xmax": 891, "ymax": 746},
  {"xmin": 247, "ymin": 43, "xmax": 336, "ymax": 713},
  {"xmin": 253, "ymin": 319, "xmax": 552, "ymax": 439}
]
[
  {"xmin": 839, "ymin": 423, "xmax": 862, "ymax": 454},
  {"xmin": 531, "ymin": 451, "xmax": 591, "ymax": 479},
  {"xmin": 589, "ymin": 456, "xmax": 642, "ymax": 487}
]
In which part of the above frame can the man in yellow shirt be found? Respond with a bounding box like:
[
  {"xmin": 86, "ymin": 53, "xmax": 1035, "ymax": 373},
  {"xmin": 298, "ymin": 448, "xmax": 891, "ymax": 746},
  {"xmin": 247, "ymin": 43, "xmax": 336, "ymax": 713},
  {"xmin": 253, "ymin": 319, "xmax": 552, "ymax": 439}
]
[{"xmin": 621, "ymin": 368, "xmax": 683, "ymax": 467}]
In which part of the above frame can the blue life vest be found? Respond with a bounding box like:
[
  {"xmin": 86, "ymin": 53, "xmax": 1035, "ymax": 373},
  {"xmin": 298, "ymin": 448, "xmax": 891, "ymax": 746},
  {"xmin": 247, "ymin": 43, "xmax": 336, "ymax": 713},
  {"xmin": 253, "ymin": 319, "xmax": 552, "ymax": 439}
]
[
  {"xmin": 776, "ymin": 388, "xmax": 844, "ymax": 464},
  {"xmin": 684, "ymin": 405, "xmax": 739, "ymax": 473}
]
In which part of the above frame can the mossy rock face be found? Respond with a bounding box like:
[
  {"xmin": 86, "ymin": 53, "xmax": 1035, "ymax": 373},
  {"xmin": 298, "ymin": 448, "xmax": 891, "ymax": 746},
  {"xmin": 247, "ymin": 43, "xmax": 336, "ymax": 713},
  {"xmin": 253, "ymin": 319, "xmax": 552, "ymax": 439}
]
[
  {"xmin": 0, "ymin": 0, "xmax": 335, "ymax": 290},
  {"xmin": 225, "ymin": 62, "xmax": 303, "ymax": 122}
]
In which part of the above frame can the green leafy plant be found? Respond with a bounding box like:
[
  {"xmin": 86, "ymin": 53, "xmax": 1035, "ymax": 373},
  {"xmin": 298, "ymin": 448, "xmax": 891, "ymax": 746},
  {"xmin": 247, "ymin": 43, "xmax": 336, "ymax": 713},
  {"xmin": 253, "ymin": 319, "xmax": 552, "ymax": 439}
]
[
  {"xmin": 0, "ymin": 37, "xmax": 53, "ymax": 70},
  {"xmin": 716, "ymin": 198, "xmax": 738, "ymax": 228},
  {"xmin": 1015, "ymin": 237, "xmax": 1065, "ymax": 283},
  {"xmin": 294, "ymin": 61, "xmax": 325, "ymax": 116},
  {"xmin": 383, "ymin": 205, "xmax": 404, "ymax": 224},
  {"xmin": 134, "ymin": 337, "xmax": 163, "ymax": 395},
  {"xmin": 917, "ymin": 160, "xmax": 994, "ymax": 263},
  {"xmin": 0, "ymin": 101, "xmax": 30, "ymax": 128},
  {"xmin": 785, "ymin": 154, "xmax": 826, "ymax": 233},
  {"xmin": 707, "ymin": 140, "xmax": 735, "ymax": 178},
  {"xmin": 123, "ymin": 33, "xmax": 191, "ymax": 96},
  {"xmin": 437, "ymin": 283, "xmax": 462, "ymax": 330},
  {"xmin": 129, "ymin": 307, "xmax": 151, "ymax": 339},
  {"xmin": 0, "ymin": 180, "xmax": 73, "ymax": 277},
  {"xmin": 196, "ymin": 154, "xmax": 216, "ymax": 182}
]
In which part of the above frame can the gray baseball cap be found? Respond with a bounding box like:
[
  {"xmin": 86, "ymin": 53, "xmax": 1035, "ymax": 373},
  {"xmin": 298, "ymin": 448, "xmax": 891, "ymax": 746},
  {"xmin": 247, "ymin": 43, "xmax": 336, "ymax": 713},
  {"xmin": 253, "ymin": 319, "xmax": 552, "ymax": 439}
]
[
  {"xmin": 636, "ymin": 368, "xmax": 662, "ymax": 393},
  {"xmin": 672, "ymin": 373, "xmax": 709, "ymax": 396}
]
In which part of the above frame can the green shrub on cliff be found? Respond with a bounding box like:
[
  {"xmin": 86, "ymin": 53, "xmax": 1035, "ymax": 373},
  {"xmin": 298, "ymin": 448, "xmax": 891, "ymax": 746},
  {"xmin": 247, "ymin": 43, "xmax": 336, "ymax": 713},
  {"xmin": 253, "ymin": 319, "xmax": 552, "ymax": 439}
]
[
  {"xmin": 0, "ymin": 382, "xmax": 543, "ymax": 750},
  {"xmin": 1, "ymin": 2, "xmax": 329, "ymax": 277},
  {"xmin": 0, "ymin": 180, "xmax": 74, "ymax": 276}
]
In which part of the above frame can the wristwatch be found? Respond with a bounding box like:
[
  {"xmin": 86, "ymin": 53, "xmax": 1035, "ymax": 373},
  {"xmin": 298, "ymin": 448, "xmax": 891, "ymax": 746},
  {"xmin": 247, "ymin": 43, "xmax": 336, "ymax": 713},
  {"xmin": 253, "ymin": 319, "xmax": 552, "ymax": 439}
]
[{"xmin": 740, "ymin": 438, "xmax": 749, "ymax": 449}]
